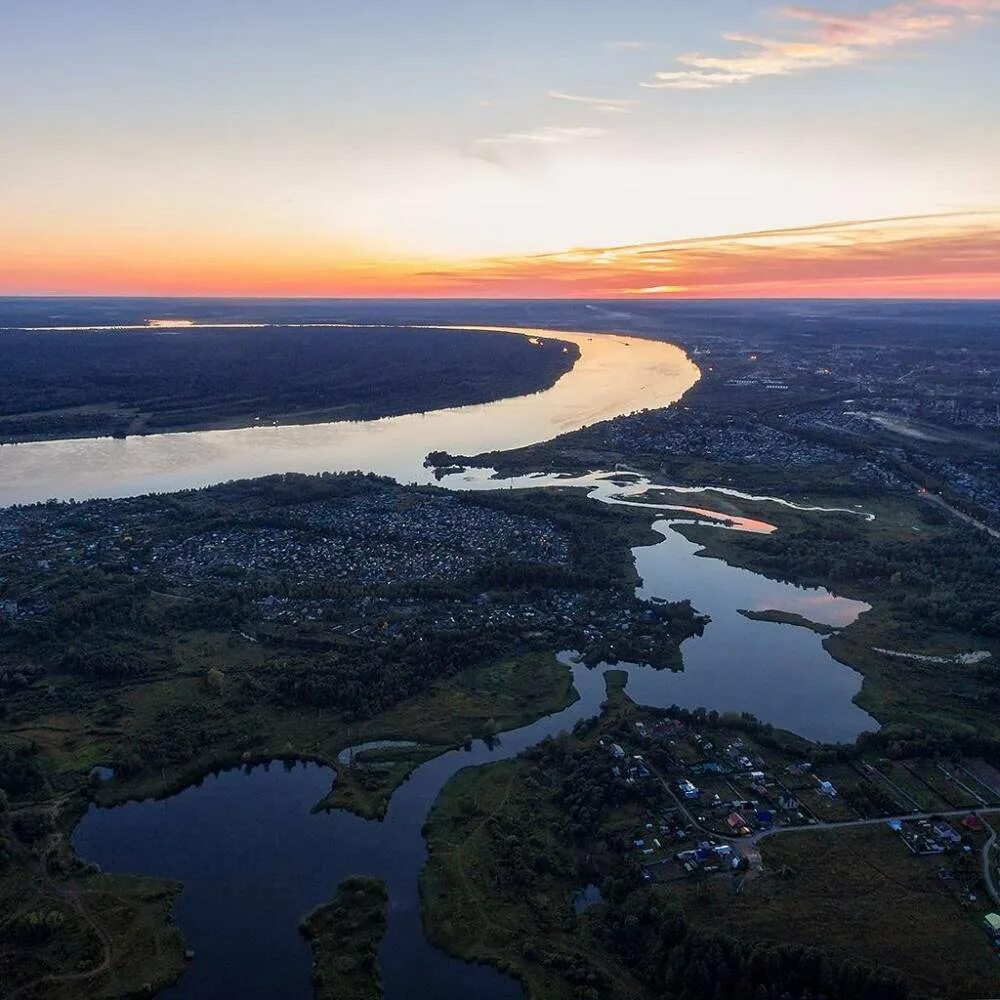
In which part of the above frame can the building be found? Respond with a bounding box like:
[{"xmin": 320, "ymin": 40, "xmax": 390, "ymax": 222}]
[
  {"xmin": 678, "ymin": 779, "xmax": 699, "ymax": 799},
  {"xmin": 984, "ymin": 913, "xmax": 1000, "ymax": 938},
  {"xmin": 963, "ymin": 813, "xmax": 985, "ymax": 834}
]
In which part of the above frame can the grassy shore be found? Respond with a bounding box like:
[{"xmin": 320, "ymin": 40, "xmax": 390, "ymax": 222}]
[
  {"xmin": 737, "ymin": 608, "xmax": 837, "ymax": 634},
  {"xmin": 421, "ymin": 687, "xmax": 1000, "ymax": 1000},
  {"xmin": 300, "ymin": 876, "xmax": 387, "ymax": 1000},
  {"xmin": 0, "ymin": 865, "xmax": 188, "ymax": 1000}
]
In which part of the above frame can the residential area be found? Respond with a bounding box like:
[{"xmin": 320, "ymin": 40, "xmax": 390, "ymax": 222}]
[{"xmin": 590, "ymin": 707, "xmax": 1000, "ymax": 941}]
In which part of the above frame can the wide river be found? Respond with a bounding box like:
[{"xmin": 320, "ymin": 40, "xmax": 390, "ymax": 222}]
[
  {"xmin": 49, "ymin": 322, "xmax": 877, "ymax": 999},
  {"xmin": 0, "ymin": 325, "xmax": 697, "ymax": 506}
]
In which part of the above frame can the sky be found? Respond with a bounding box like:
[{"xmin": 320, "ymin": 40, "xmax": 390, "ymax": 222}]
[{"xmin": 1, "ymin": 0, "xmax": 998, "ymax": 297}]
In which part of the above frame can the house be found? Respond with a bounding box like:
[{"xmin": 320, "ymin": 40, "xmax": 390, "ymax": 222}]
[
  {"xmin": 609, "ymin": 743, "xmax": 626, "ymax": 760},
  {"xmin": 727, "ymin": 812, "xmax": 750, "ymax": 834},
  {"xmin": 932, "ymin": 821, "xmax": 961, "ymax": 845},
  {"xmin": 817, "ymin": 779, "xmax": 838, "ymax": 797},
  {"xmin": 963, "ymin": 813, "xmax": 985, "ymax": 834},
  {"xmin": 678, "ymin": 779, "xmax": 699, "ymax": 799},
  {"xmin": 984, "ymin": 913, "xmax": 1000, "ymax": 938}
]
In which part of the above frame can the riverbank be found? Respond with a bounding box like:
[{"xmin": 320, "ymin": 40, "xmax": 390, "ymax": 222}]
[
  {"xmin": 737, "ymin": 608, "xmax": 836, "ymax": 634},
  {"xmin": 0, "ymin": 327, "xmax": 698, "ymax": 507},
  {"xmin": 0, "ymin": 326, "xmax": 579, "ymax": 445},
  {"xmin": 421, "ymin": 683, "xmax": 1000, "ymax": 1000},
  {"xmin": 300, "ymin": 877, "xmax": 387, "ymax": 1000}
]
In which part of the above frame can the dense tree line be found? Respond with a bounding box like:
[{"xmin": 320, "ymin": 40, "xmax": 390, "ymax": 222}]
[
  {"xmin": 237, "ymin": 629, "xmax": 508, "ymax": 720},
  {"xmin": 594, "ymin": 892, "xmax": 910, "ymax": 1000},
  {"xmin": 0, "ymin": 327, "xmax": 577, "ymax": 441},
  {"xmin": 0, "ymin": 744, "xmax": 46, "ymax": 800},
  {"xmin": 525, "ymin": 736, "xmax": 656, "ymax": 841},
  {"xmin": 729, "ymin": 516, "xmax": 1000, "ymax": 637}
]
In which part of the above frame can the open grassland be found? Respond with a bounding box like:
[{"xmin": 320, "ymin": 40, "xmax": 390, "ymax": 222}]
[
  {"xmin": 679, "ymin": 826, "xmax": 1000, "ymax": 1000},
  {"xmin": 422, "ymin": 756, "xmax": 648, "ymax": 1000},
  {"xmin": 0, "ymin": 864, "xmax": 186, "ymax": 1000}
]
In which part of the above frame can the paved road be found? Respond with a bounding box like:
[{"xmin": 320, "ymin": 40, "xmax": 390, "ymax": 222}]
[
  {"xmin": 919, "ymin": 491, "xmax": 1000, "ymax": 540},
  {"xmin": 980, "ymin": 814, "xmax": 1000, "ymax": 907},
  {"xmin": 753, "ymin": 806, "xmax": 1000, "ymax": 844},
  {"xmin": 649, "ymin": 758, "xmax": 1000, "ymax": 895}
]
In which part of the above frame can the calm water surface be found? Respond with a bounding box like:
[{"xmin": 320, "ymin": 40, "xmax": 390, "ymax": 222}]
[
  {"xmin": 54, "ymin": 322, "xmax": 878, "ymax": 998},
  {"xmin": 0, "ymin": 325, "xmax": 697, "ymax": 506},
  {"xmin": 72, "ymin": 487, "xmax": 877, "ymax": 999},
  {"xmin": 74, "ymin": 664, "xmax": 610, "ymax": 1000}
]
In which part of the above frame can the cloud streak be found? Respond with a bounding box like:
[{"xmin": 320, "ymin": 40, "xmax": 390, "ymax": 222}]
[
  {"xmin": 405, "ymin": 211, "xmax": 1000, "ymax": 298},
  {"xmin": 643, "ymin": 2, "xmax": 976, "ymax": 90},
  {"xmin": 5, "ymin": 212, "xmax": 997, "ymax": 297},
  {"xmin": 604, "ymin": 40, "xmax": 651, "ymax": 51},
  {"xmin": 476, "ymin": 125, "xmax": 607, "ymax": 145},
  {"xmin": 547, "ymin": 90, "xmax": 638, "ymax": 113}
]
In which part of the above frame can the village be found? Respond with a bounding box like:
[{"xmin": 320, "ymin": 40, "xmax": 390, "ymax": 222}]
[
  {"xmin": 585, "ymin": 706, "xmax": 1000, "ymax": 950},
  {"xmin": 0, "ymin": 473, "xmax": 701, "ymax": 689}
]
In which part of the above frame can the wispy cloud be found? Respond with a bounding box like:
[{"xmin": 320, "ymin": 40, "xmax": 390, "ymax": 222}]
[
  {"xmin": 930, "ymin": 0, "xmax": 1000, "ymax": 9},
  {"xmin": 476, "ymin": 125, "xmax": 607, "ymax": 146},
  {"xmin": 643, "ymin": 2, "xmax": 968, "ymax": 91},
  {"xmin": 401, "ymin": 211, "xmax": 1000, "ymax": 298},
  {"xmin": 547, "ymin": 90, "xmax": 638, "ymax": 114},
  {"xmin": 605, "ymin": 40, "xmax": 650, "ymax": 51}
]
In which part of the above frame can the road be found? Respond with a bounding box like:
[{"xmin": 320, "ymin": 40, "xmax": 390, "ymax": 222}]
[
  {"xmin": 647, "ymin": 757, "xmax": 1000, "ymax": 899},
  {"xmin": 754, "ymin": 807, "xmax": 1000, "ymax": 840},
  {"xmin": 918, "ymin": 491, "xmax": 1000, "ymax": 540},
  {"xmin": 980, "ymin": 814, "xmax": 1000, "ymax": 907}
]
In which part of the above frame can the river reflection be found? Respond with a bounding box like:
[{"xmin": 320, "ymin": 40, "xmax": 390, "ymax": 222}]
[
  {"xmin": 54, "ymin": 324, "xmax": 879, "ymax": 998},
  {"xmin": 72, "ymin": 473, "xmax": 878, "ymax": 999},
  {"xmin": 622, "ymin": 520, "xmax": 875, "ymax": 743},
  {"xmin": 74, "ymin": 664, "xmax": 611, "ymax": 1000},
  {"xmin": 451, "ymin": 468, "xmax": 877, "ymax": 743},
  {"xmin": 0, "ymin": 326, "xmax": 698, "ymax": 507}
]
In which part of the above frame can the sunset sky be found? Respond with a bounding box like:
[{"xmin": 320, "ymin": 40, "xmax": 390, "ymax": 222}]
[{"xmin": 2, "ymin": 1, "xmax": 998, "ymax": 297}]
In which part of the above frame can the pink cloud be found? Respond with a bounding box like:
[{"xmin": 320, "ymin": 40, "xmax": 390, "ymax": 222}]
[{"xmin": 644, "ymin": 2, "xmax": 966, "ymax": 90}]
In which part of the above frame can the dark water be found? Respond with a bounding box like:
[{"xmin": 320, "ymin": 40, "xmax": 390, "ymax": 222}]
[
  {"xmin": 72, "ymin": 499, "xmax": 879, "ymax": 999},
  {"xmin": 620, "ymin": 520, "xmax": 876, "ymax": 743},
  {"xmin": 73, "ymin": 664, "xmax": 608, "ymax": 1000},
  {"xmin": 55, "ymin": 298, "xmax": 883, "ymax": 996}
]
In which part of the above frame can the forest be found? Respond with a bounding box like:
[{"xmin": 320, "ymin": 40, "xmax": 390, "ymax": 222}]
[{"xmin": 0, "ymin": 325, "xmax": 577, "ymax": 441}]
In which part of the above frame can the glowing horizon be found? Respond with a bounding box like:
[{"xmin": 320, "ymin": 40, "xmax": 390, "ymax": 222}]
[
  {"xmin": 2, "ymin": 2, "xmax": 998, "ymax": 299},
  {"xmin": 5, "ymin": 212, "xmax": 997, "ymax": 300}
]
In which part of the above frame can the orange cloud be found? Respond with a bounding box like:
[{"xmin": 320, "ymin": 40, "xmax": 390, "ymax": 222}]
[
  {"xmin": 3, "ymin": 212, "xmax": 998, "ymax": 299},
  {"xmin": 404, "ymin": 211, "xmax": 1000, "ymax": 298}
]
